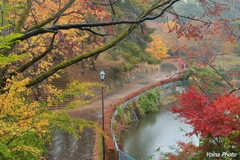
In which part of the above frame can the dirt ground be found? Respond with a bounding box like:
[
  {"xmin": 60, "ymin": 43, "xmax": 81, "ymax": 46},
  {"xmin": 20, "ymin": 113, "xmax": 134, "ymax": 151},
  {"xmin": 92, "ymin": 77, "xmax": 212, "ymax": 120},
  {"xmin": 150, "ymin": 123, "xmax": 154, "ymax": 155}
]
[{"xmin": 46, "ymin": 58, "xmax": 178, "ymax": 160}]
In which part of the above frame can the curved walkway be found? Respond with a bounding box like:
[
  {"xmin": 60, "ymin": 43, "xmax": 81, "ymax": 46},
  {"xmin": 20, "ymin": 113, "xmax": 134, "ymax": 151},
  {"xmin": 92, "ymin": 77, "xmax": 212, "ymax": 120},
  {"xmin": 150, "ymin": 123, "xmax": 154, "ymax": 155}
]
[{"xmin": 47, "ymin": 58, "xmax": 178, "ymax": 160}]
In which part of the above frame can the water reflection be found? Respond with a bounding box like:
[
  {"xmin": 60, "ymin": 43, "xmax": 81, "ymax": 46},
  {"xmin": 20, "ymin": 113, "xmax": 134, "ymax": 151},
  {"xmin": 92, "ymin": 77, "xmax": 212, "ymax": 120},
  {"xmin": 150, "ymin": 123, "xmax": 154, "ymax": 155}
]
[{"xmin": 122, "ymin": 103, "xmax": 199, "ymax": 160}]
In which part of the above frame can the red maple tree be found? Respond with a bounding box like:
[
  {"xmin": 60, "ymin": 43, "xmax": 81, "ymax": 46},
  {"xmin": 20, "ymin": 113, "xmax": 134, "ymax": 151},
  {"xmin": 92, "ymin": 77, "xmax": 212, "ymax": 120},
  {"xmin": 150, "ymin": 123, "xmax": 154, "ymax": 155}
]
[{"xmin": 170, "ymin": 87, "xmax": 240, "ymax": 138}]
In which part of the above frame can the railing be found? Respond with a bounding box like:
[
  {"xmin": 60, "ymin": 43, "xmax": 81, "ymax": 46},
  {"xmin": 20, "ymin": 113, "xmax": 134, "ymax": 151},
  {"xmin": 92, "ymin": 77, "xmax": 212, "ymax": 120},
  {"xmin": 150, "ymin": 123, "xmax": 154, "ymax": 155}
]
[{"xmin": 110, "ymin": 80, "xmax": 187, "ymax": 160}]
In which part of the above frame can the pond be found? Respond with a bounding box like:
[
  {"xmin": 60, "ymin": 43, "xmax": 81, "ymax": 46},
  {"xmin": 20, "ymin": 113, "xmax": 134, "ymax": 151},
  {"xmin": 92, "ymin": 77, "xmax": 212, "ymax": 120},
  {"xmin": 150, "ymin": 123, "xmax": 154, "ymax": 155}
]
[{"xmin": 122, "ymin": 102, "xmax": 199, "ymax": 160}]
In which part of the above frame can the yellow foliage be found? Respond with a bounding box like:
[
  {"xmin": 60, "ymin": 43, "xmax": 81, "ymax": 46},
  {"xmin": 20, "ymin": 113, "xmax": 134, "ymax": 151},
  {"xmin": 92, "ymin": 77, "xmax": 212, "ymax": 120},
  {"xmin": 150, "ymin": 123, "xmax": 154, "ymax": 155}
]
[
  {"xmin": 0, "ymin": 78, "xmax": 44, "ymax": 137},
  {"xmin": 146, "ymin": 35, "xmax": 169, "ymax": 59},
  {"xmin": 0, "ymin": 76, "xmax": 99, "ymax": 159}
]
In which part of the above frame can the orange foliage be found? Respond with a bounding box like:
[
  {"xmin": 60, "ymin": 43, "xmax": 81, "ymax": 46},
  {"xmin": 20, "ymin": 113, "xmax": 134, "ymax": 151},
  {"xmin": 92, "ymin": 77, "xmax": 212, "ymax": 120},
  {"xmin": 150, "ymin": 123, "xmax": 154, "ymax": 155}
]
[{"xmin": 160, "ymin": 142, "xmax": 199, "ymax": 160}]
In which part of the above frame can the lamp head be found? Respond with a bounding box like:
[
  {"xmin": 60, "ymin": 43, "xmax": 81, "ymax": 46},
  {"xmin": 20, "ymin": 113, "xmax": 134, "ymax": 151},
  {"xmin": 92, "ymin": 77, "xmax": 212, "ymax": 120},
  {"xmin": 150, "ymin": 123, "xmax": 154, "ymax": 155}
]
[{"xmin": 100, "ymin": 70, "xmax": 105, "ymax": 81}]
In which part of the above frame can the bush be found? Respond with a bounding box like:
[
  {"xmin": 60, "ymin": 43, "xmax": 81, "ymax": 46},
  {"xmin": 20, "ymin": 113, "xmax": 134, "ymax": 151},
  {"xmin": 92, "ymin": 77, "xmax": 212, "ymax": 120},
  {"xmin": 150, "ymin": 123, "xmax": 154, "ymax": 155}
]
[{"xmin": 136, "ymin": 88, "xmax": 161, "ymax": 115}]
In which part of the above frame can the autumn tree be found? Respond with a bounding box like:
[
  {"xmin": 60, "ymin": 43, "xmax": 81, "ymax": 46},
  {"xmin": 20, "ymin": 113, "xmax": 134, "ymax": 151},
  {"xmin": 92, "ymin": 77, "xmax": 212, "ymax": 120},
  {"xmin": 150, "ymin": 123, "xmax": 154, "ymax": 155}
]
[
  {"xmin": 155, "ymin": 0, "xmax": 240, "ymax": 158},
  {"xmin": 146, "ymin": 35, "xmax": 169, "ymax": 59},
  {"xmin": 0, "ymin": 30, "xmax": 102, "ymax": 159},
  {"xmin": 155, "ymin": 0, "xmax": 240, "ymax": 60},
  {"xmin": 166, "ymin": 17, "xmax": 240, "ymax": 160},
  {"xmin": 169, "ymin": 86, "xmax": 240, "ymax": 159}
]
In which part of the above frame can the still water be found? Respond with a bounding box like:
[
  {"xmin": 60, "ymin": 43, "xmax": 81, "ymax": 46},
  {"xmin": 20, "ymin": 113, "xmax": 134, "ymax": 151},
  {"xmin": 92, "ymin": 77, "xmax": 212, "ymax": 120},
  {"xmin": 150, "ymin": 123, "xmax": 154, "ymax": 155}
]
[{"xmin": 122, "ymin": 103, "xmax": 199, "ymax": 160}]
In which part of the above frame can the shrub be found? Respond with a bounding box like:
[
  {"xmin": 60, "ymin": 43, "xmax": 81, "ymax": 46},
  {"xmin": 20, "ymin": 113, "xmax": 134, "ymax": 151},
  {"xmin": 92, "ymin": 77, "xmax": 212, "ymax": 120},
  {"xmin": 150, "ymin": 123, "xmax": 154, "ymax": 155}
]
[{"xmin": 136, "ymin": 88, "xmax": 161, "ymax": 115}]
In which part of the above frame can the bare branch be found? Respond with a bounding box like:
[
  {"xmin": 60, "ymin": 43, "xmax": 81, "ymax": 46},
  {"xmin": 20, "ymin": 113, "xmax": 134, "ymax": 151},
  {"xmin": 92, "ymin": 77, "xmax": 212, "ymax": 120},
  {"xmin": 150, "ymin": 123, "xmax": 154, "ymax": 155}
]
[
  {"xmin": 187, "ymin": 56, "xmax": 234, "ymax": 90},
  {"xmin": 229, "ymin": 87, "xmax": 240, "ymax": 95},
  {"xmin": 108, "ymin": 0, "xmax": 116, "ymax": 21},
  {"xmin": 27, "ymin": 0, "xmax": 39, "ymax": 28},
  {"xmin": 91, "ymin": 0, "xmax": 119, "ymax": 6},
  {"xmin": 77, "ymin": 28, "xmax": 111, "ymax": 37},
  {"xmin": 167, "ymin": 10, "xmax": 212, "ymax": 25}
]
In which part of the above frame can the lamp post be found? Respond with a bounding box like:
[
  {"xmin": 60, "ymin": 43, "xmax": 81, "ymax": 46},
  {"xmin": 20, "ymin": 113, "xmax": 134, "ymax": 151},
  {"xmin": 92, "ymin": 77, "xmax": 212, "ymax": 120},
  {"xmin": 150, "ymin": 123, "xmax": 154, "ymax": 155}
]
[{"xmin": 100, "ymin": 70, "xmax": 105, "ymax": 160}]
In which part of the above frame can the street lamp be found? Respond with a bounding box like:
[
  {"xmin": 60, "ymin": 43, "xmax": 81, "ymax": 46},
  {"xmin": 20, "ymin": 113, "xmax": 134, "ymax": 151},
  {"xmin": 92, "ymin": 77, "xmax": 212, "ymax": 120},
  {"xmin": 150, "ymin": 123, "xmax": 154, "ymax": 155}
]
[{"xmin": 100, "ymin": 70, "xmax": 105, "ymax": 160}]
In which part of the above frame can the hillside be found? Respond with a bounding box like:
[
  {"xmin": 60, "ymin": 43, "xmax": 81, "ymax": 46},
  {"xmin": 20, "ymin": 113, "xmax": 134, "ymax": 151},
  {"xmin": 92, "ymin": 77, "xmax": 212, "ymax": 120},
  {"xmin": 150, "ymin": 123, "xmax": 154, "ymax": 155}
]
[{"xmin": 65, "ymin": 52, "xmax": 158, "ymax": 93}]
